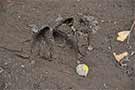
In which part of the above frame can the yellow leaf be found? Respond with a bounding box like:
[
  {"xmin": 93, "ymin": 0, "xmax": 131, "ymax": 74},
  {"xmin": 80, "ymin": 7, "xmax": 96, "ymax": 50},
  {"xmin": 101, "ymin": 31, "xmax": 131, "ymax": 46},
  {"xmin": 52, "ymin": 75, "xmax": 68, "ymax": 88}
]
[
  {"xmin": 113, "ymin": 52, "xmax": 128, "ymax": 63},
  {"xmin": 117, "ymin": 31, "xmax": 130, "ymax": 42}
]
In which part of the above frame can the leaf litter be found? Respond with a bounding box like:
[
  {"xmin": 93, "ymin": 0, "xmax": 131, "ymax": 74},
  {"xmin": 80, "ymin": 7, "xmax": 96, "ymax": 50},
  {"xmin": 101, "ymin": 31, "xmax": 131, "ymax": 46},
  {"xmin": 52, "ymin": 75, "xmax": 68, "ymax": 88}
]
[
  {"xmin": 113, "ymin": 52, "xmax": 129, "ymax": 65},
  {"xmin": 117, "ymin": 31, "xmax": 130, "ymax": 42}
]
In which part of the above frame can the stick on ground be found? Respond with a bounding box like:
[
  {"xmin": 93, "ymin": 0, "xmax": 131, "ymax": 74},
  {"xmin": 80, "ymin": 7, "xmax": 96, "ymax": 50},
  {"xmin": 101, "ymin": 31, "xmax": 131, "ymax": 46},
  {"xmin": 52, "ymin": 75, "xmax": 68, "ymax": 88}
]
[{"xmin": 127, "ymin": 20, "xmax": 135, "ymax": 44}]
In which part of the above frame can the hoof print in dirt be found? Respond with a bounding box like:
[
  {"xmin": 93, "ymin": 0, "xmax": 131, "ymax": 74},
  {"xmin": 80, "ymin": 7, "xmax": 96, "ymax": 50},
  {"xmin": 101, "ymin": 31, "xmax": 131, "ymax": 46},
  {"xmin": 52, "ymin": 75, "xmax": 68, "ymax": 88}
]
[
  {"xmin": 31, "ymin": 26, "xmax": 54, "ymax": 59},
  {"xmin": 31, "ymin": 15, "xmax": 99, "ymax": 59},
  {"xmin": 53, "ymin": 29, "xmax": 68, "ymax": 46},
  {"xmin": 54, "ymin": 17, "xmax": 86, "ymax": 56}
]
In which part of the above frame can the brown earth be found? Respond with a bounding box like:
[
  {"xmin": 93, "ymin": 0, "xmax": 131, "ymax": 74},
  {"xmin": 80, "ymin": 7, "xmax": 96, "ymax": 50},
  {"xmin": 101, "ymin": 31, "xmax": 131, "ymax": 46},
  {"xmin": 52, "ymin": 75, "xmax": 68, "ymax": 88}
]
[{"xmin": 0, "ymin": 0, "xmax": 135, "ymax": 90}]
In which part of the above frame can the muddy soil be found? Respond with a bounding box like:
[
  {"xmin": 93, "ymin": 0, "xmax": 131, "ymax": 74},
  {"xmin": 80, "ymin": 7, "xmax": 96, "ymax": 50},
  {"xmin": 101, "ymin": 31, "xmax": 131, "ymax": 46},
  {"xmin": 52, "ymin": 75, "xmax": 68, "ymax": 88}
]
[{"xmin": 0, "ymin": 0, "xmax": 135, "ymax": 90}]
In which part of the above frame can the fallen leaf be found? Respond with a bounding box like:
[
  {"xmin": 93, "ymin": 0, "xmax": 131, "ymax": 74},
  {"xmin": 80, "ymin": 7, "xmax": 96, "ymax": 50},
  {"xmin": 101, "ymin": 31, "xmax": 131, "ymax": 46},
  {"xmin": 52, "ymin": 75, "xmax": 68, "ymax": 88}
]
[
  {"xmin": 117, "ymin": 31, "xmax": 130, "ymax": 42},
  {"xmin": 113, "ymin": 52, "xmax": 128, "ymax": 63}
]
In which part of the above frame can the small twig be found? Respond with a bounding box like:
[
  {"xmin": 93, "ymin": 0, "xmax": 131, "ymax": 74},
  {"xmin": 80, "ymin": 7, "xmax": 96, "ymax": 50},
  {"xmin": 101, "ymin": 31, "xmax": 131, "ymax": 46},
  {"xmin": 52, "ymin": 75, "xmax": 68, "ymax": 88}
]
[{"xmin": 127, "ymin": 20, "xmax": 135, "ymax": 44}]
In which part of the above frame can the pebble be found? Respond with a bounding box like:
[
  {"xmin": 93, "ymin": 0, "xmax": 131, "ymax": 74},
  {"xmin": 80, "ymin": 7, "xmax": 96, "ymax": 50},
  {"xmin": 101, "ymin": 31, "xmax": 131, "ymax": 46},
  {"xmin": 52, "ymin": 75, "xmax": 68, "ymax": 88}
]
[
  {"xmin": 56, "ymin": 15, "xmax": 63, "ymax": 22},
  {"xmin": 31, "ymin": 60, "xmax": 35, "ymax": 65},
  {"xmin": 108, "ymin": 46, "xmax": 112, "ymax": 50},
  {"xmin": 29, "ymin": 24, "xmax": 39, "ymax": 33},
  {"xmin": 4, "ymin": 62, "xmax": 8, "ymax": 65},
  {"xmin": 101, "ymin": 20, "xmax": 105, "ymax": 23},
  {"xmin": 77, "ymin": 60, "xmax": 81, "ymax": 64},
  {"xmin": 18, "ymin": 15, "xmax": 21, "ymax": 18},
  {"xmin": 131, "ymin": 51, "xmax": 135, "ymax": 56},
  {"xmin": 114, "ymin": 21, "xmax": 117, "ymax": 25},
  {"xmin": 0, "ymin": 67, "xmax": 4, "ymax": 73},
  {"xmin": 21, "ymin": 65, "xmax": 25, "ymax": 68},
  {"xmin": 76, "ymin": 64, "xmax": 89, "ymax": 77},
  {"xmin": 45, "ymin": 71, "xmax": 48, "ymax": 74},
  {"xmin": 88, "ymin": 45, "xmax": 93, "ymax": 51},
  {"xmin": 103, "ymin": 83, "xmax": 108, "ymax": 89}
]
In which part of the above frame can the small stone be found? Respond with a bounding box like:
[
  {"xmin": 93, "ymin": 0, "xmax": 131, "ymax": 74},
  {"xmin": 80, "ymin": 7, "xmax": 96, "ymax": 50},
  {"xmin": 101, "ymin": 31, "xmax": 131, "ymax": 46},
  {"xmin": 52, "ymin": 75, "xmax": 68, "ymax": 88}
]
[
  {"xmin": 104, "ymin": 83, "xmax": 108, "ymax": 88},
  {"xmin": 4, "ymin": 62, "xmax": 8, "ymax": 65},
  {"xmin": 45, "ymin": 71, "xmax": 48, "ymax": 74},
  {"xmin": 114, "ymin": 21, "xmax": 117, "ymax": 25},
  {"xmin": 108, "ymin": 46, "xmax": 112, "ymax": 50},
  {"xmin": 56, "ymin": 15, "xmax": 63, "ymax": 22},
  {"xmin": 31, "ymin": 60, "xmax": 35, "ymax": 65},
  {"xmin": 77, "ymin": 60, "xmax": 81, "ymax": 64},
  {"xmin": 76, "ymin": 64, "xmax": 89, "ymax": 77},
  {"xmin": 29, "ymin": 24, "xmax": 39, "ymax": 33},
  {"xmin": 121, "ymin": 63, "xmax": 127, "ymax": 67},
  {"xmin": 92, "ymin": 20, "xmax": 98, "ymax": 25},
  {"xmin": 101, "ymin": 20, "xmax": 105, "ymax": 23},
  {"xmin": 88, "ymin": 45, "xmax": 93, "ymax": 51},
  {"xmin": 18, "ymin": 15, "xmax": 21, "ymax": 18},
  {"xmin": 71, "ymin": 26, "xmax": 76, "ymax": 32},
  {"xmin": 21, "ymin": 65, "xmax": 25, "ymax": 68},
  {"xmin": 131, "ymin": 51, "xmax": 135, "ymax": 56},
  {"xmin": 0, "ymin": 67, "xmax": 4, "ymax": 73}
]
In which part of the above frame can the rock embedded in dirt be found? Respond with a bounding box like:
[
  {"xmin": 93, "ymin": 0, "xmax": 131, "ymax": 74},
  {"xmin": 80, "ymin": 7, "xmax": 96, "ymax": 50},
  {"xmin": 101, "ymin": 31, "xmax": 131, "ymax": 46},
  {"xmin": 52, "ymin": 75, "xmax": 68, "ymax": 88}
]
[
  {"xmin": 56, "ymin": 15, "xmax": 63, "ymax": 22},
  {"xmin": 21, "ymin": 64, "xmax": 25, "ymax": 68},
  {"xmin": 88, "ymin": 45, "xmax": 94, "ymax": 51},
  {"xmin": 31, "ymin": 25, "xmax": 55, "ymax": 58},
  {"xmin": 0, "ymin": 67, "xmax": 4, "ymax": 73},
  {"xmin": 76, "ymin": 64, "xmax": 89, "ymax": 77}
]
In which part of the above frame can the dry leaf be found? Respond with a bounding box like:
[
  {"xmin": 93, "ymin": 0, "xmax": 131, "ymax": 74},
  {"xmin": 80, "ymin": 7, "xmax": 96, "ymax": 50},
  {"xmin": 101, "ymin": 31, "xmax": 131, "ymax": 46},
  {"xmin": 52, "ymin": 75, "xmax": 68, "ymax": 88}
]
[
  {"xmin": 113, "ymin": 52, "xmax": 128, "ymax": 63},
  {"xmin": 117, "ymin": 31, "xmax": 130, "ymax": 42}
]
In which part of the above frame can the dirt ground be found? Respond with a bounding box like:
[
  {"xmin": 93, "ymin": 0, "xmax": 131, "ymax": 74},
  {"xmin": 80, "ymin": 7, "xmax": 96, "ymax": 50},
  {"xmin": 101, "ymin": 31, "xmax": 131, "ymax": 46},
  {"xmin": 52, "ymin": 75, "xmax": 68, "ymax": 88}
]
[{"xmin": 0, "ymin": 0, "xmax": 135, "ymax": 90}]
